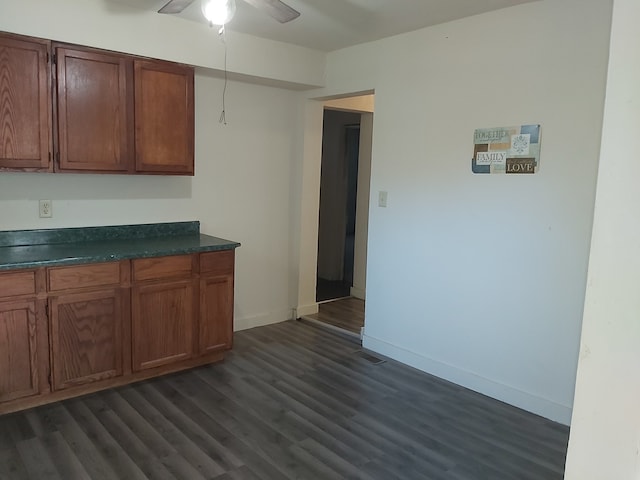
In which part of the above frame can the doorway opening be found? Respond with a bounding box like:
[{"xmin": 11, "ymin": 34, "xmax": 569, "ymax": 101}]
[
  {"xmin": 316, "ymin": 111, "xmax": 361, "ymax": 302},
  {"xmin": 303, "ymin": 94, "xmax": 374, "ymax": 338}
]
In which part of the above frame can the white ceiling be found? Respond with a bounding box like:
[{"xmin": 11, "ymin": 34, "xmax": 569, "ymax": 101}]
[{"xmin": 110, "ymin": 0, "xmax": 539, "ymax": 52}]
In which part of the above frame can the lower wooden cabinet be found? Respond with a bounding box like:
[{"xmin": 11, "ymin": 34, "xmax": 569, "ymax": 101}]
[
  {"xmin": 0, "ymin": 299, "xmax": 46, "ymax": 402},
  {"xmin": 49, "ymin": 289, "xmax": 124, "ymax": 390},
  {"xmin": 0, "ymin": 250, "xmax": 235, "ymax": 414},
  {"xmin": 199, "ymin": 250, "xmax": 235, "ymax": 354},
  {"xmin": 132, "ymin": 279, "xmax": 196, "ymax": 371}
]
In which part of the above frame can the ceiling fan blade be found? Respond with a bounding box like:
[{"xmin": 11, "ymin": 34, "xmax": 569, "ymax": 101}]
[
  {"xmin": 242, "ymin": 0, "xmax": 300, "ymax": 23},
  {"xmin": 158, "ymin": 0, "xmax": 195, "ymax": 14}
]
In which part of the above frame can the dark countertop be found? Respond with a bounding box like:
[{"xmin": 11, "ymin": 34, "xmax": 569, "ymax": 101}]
[{"xmin": 0, "ymin": 222, "xmax": 240, "ymax": 271}]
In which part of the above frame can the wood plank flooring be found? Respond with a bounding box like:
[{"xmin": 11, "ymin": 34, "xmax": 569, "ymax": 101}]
[
  {"xmin": 0, "ymin": 320, "xmax": 570, "ymax": 479},
  {"xmin": 304, "ymin": 297, "xmax": 365, "ymax": 334}
]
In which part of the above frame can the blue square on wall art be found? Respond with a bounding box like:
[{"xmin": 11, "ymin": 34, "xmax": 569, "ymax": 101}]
[{"xmin": 520, "ymin": 124, "xmax": 540, "ymax": 144}]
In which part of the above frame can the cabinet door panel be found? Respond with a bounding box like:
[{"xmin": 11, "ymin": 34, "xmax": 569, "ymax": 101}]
[
  {"xmin": 0, "ymin": 300, "xmax": 39, "ymax": 402},
  {"xmin": 132, "ymin": 280, "xmax": 195, "ymax": 371},
  {"xmin": 56, "ymin": 46, "xmax": 132, "ymax": 172},
  {"xmin": 134, "ymin": 59, "xmax": 194, "ymax": 175},
  {"xmin": 200, "ymin": 275, "xmax": 234, "ymax": 354},
  {"xmin": 0, "ymin": 34, "xmax": 51, "ymax": 170},
  {"xmin": 50, "ymin": 290, "xmax": 123, "ymax": 390}
]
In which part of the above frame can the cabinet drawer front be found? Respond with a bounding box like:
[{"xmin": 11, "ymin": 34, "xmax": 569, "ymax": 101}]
[
  {"xmin": 133, "ymin": 255, "xmax": 193, "ymax": 282},
  {"xmin": 48, "ymin": 262, "xmax": 121, "ymax": 291},
  {"xmin": 200, "ymin": 250, "xmax": 234, "ymax": 276},
  {"xmin": 0, "ymin": 271, "xmax": 36, "ymax": 298}
]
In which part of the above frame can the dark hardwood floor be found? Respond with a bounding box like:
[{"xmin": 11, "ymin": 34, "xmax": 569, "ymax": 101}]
[
  {"xmin": 304, "ymin": 297, "xmax": 365, "ymax": 335},
  {"xmin": 0, "ymin": 320, "xmax": 570, "ymax": 479}
]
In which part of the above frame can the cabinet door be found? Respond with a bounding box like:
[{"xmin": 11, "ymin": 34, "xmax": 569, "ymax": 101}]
[
  {"xmin": 0, "ymin": 34, "xmax": 51, "ymax": 171},
  {"xmin": 134, "ymin": 59, "xmax": 194, "ymax": 175},
  {"xmin": 132, "ymin": 280, "xmax": 195, "ymax": 371},
  {"xmin": 0, "ymin": 300, "xmax": 41, "ymax": 402},
  {"xmin": 49, "ymin": 289, "xmax": 124, "ymax": 390},
  {"xmin": 55, "ymin": 46, "xmax": 133, "ymax": 172},
  {"xmin": 200, "ymin": 274, "xmax": 234, "ymax": 354}
]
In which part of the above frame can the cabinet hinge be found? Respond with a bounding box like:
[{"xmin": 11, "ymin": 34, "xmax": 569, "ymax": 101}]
[
  {"xmin": 45, "ymin": 303, "xmax": 49, "ymax": 317},
  {"xmin": 55, "ymin": 152, "xmax": 60, "ymax": 164},
  {"xmin": 52, "ymin": 53, "xmax": 57, "ymax": 65}
]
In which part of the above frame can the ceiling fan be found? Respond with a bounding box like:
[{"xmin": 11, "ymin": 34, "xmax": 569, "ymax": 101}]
[{"xmin": 158, "ymin": 0, "xmax": 300, "ymax": 24}]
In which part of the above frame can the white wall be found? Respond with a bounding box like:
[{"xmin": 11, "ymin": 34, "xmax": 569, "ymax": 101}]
[
  {"xmin": 304, "ymin": 0, "xmax": 612, "ymax": 424},
  {"xmin": 564, "ymin": 0, "xmax": 640, "ymax": 476},
  {"xmin": 0, "ymin": 3, "xmax": 310, "ymax": 331}
]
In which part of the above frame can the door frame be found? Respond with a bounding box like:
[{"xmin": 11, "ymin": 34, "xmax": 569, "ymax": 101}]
[{"xmin": 294, "ymin": 92, "xmax": 374, "ymax": 318}]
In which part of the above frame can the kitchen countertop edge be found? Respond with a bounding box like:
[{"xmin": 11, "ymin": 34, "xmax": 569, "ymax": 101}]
[{"xmin": 0, "ymin": 233, "xmax": 241, "ymax": 272}]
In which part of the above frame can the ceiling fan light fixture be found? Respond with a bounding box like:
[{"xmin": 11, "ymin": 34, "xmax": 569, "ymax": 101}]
[{"xmin": 201, "ymin": 0, "xmax": 237, "ymax": 25}]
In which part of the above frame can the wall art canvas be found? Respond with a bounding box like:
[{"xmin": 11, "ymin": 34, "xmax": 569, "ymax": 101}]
[{"xmin": 472, "ymin": 125, "xmax": 541, "ymax": 174}]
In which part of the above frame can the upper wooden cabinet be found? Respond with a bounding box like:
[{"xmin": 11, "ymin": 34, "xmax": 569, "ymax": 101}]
[
  {"xmin": 134, "ymin": 59, "xmax": 194, "ymax": 175},
  {"xmin": 55, "ymin": 46, "xmax": 133, "ymax": 173},
  {"xmin": 0, "ymin": 31, "xmax": 194, "ymax": 176},
  {"xmin": 54, "ymin": 47, "xmax": 194, "ymax": 175},
  {"xmin": 54, "ymin": 46, "xmax": 194, "ymax": 175},
  {"xmin": 0, "ymin": 33, "xmax": 52, "ymax": 171}
]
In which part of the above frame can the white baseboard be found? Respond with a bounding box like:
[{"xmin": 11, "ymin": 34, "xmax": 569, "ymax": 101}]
[
  {"xmin": 294, "ymin": 303, "xmax": 319, "ymax": 318},
  {"xmin": 350, "ymin": 286, "xmax": 366, "ymax": 300},
  {"xmin": 234, "ymin": 309, "xmax": 291, "ymax": 331},
  {"xmin": 362, "ymin": 334, "xmax": 572, "ymax": 426}
]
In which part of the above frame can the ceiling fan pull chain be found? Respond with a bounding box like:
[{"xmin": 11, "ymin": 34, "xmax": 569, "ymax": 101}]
[{"xmin": 219, "ymin": 25, "xmax": 229, "ymax": 125}]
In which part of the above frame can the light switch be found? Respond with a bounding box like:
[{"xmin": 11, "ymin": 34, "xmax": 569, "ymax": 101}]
[{"xmin": 378, "ymin": 191, "xmax": 388, "ymax": 208}]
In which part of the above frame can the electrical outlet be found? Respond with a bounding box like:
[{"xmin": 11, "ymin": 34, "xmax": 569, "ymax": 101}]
[
  {"xmin": 39, "ymin": 199, "xmax": 52, "ymax": 218},
  {"xmin": 378, "ymin": 191, "xmax": 388, "ymax": 207}
]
